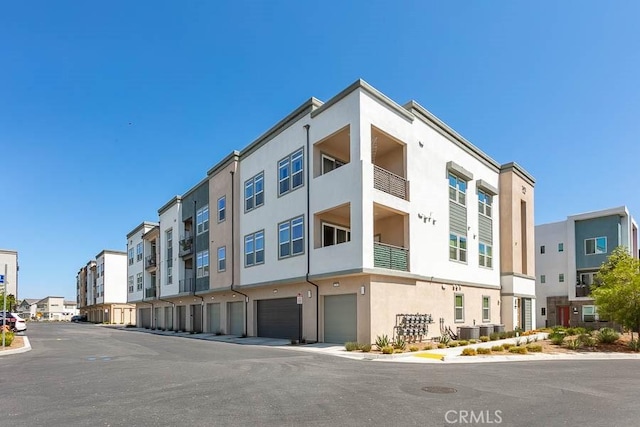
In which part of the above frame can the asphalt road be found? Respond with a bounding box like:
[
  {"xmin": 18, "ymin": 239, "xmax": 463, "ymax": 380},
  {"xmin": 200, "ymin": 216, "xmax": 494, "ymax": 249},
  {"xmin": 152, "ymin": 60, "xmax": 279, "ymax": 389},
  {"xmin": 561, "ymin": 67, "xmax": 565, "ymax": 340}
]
[{"xmin": 2, "ymin": 323, "xmax": 640, "ymax": 427}]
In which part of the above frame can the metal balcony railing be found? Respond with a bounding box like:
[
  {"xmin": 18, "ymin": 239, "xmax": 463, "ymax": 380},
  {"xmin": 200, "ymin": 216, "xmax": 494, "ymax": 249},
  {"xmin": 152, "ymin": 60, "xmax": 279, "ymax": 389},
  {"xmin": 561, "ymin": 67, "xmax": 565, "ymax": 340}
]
[
  {"xmin": 373, "ymin": 165, "xmax": 408, "ymax": 200},
  {"xmin": 145, "ymin": 254, "xmax": 157, "ymax": 269},
  {"xmin": 179, "ymin": 234, "xmax": 194, "ymax": 257},
  {"xmin": 179, "ymin": 278, "xmax": 194, "ymax": 293},
  {"xmin": 144, "ymin": 287, "xmax": 156, "ymax": 298},
  {"xmin": 374, "ymin": 241, "xmax": 409, "ymax": 271}
]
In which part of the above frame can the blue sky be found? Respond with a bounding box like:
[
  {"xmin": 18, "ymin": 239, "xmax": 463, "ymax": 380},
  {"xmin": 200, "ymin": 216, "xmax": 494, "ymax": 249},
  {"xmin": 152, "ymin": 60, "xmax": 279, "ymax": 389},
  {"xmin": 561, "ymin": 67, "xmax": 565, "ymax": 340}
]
[{"xmin": 1, "ymin": 1, "xmax": 639, "ymax": 300}]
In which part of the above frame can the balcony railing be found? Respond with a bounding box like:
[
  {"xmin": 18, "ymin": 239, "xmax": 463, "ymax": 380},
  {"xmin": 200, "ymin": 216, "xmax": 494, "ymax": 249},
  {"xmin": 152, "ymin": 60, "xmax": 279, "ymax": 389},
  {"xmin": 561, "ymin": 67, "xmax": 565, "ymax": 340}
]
[
  {"xmin": 374, "ymin": 241, "xmax": 409, "ymax": 271},
  {"xmin": 373, "ymin": 165, "xmax": 408, "ymax": 200},
  {"xmin": 575, "ymin": 284, "xmax": 591, "ymax": 298},
  {"xmin": 145, "ymin": 254, "xmax": 157, "ymax": 269},
  {"xmin": 179, "ymin": 234, "xmax": 194, "ymax": 257},
  {"xmin": 144, "ymin": 287, "xmax": 156, "ymax": 298},
  {"xmin": 179, "ymin": 278, "xmax": 194, "ymax": 293}
]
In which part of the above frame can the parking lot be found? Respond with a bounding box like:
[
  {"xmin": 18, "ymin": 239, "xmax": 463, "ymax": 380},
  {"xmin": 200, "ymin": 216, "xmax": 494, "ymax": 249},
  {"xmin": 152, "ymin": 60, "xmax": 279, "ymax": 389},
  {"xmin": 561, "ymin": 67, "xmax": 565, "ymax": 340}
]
[{"xmin": 2, "ymin": 322, "xmax": 640, "ymax": 426}]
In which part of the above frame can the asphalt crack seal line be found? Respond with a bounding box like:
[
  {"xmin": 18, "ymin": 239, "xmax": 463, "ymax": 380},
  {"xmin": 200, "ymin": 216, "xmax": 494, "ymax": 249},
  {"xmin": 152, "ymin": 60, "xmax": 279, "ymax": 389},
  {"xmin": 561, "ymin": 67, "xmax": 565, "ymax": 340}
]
[{"xmin": 422, "ymin": 386, "xmax": 457, "ymax": 394}]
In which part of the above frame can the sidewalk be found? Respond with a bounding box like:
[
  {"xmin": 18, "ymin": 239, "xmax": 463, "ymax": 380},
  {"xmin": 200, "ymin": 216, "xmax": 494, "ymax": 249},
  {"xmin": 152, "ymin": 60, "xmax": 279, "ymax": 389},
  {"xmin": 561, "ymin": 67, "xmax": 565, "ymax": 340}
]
[{"xmin": 121, "ymin": 328, "xmax": 640, "ymax": 364}]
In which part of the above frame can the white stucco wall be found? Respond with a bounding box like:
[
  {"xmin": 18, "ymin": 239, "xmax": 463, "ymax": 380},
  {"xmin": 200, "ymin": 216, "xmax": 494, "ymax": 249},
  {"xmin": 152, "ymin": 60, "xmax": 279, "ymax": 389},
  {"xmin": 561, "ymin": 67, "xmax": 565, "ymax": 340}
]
[
  {"xmin": 535, "ymin": 220, "xmax": 570, "ymax": 326},
  {"xmin": 104, "ymin": 253, "xmax": 127, "ymax": 303},
  {"xmin": 159, "ymin": 201, "xmax": 182, "ymax": 297}
]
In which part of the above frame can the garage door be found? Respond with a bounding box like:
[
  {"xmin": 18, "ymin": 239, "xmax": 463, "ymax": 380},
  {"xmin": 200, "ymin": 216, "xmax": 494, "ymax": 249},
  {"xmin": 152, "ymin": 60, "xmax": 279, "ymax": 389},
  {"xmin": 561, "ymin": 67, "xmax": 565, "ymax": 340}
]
[
  {"xmin": 257, "ymin": 298, "xmax": 300, "ymax": 339},
  {"xmin": 228, "ymin": 301, "xmax": 244, "ymax": 336},
  {"xmin": 164, "ymin": 306, "xmax": 173, "ymax": 330},
  {"xmin": 177, "ymin": 306, "xmax": 186, "ymax": 331},
  {"xmin": 191, "ymin": 304, "xmax": 203, "ymax": 333},
  {"xmin": 140, "ymin": 308, "xmax": 152, "ymax": 328},
  {"xmin": 324, "ymin": 294, "xmax": 357, "ymax": 344},
  {"xmin": 207, "ymin": 303, "xmax": 221, "ymax": 334}
]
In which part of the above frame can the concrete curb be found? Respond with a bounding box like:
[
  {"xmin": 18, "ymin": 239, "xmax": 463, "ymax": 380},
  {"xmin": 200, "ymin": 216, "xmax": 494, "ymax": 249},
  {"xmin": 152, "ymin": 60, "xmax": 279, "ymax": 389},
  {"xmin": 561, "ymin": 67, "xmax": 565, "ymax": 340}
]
[{"xmin": 0, "ymin": 336, "xmax": 31, "ymax": 356}]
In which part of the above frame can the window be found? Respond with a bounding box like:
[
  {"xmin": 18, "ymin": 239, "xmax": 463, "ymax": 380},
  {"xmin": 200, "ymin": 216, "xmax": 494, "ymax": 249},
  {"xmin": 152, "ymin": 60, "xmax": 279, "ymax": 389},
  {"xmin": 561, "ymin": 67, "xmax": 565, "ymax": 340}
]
[
  {"xmin": 322, "ymin": 222, "xmax": 351, "ymax": 247},
  {"xmin": 322, "ymin": 154, "xmax": 345, "ymax": 174},
  {"xmin": 278, "ymin": 148, "xmax": 304, "ymax": 196},
  {"xmin": 166, "ymin": 229, "xmax": 173, "ymax": 284},
  {"xmin": 128, "ymin": 248, "xmax": 134, "ymax": 266},
  {"xmin": 558, "ymin": 243, "xmax": 564, "ymax": 252},
  {"xmin": 245, "ymin": 230, "xmax": 265, "ymax": 267},
  {"xmin": 279, "ymin": 216, "xmax": 304, "ymax": 258},
  {"xmin": 196, "ymin": 250, "xmax": 209, "ymax": 278},
  {"xmin": 245, "ymin": 172, "xmax": 264, "ymax": 212},
  {"xmin": 454, "ymin": 294, "xmax": 464, "ymax": 322},
  {"xmin": 136, "ymin": 273, "xmax": 143, "ymax": 291},
  {"xmin": 541, "ymin": 307, "xmax": 546, "ymax": 316},
  {"xmin": 136, "ymin": 243, "xmax": 143, "ymax": 261},
  {"xmin": 448, "ymin": 173, "xmax": 467, "ymax": 205},
  {"xmin": 128, "ymin": 276, "xmax": 134, "ymax": 293},
  {"xmin": 540, "ymin": 245, "xmax": 545, "ymax": 254},
  {"xmin": 478, "ymin": 190, "xmax": 492, "ymax": 217},
  {"xmin": 540, "ymin": 275, "xmax": 546, "ymax": 284},
  {"xmin": 482, "ymin": 296, "xmax": 490, "ymax": 322},
  {"xmin": 582, "ymin": 305, "xmax": 596, "ymax": 322},
  {"xmin": 217, "ymin": 247, "xmax": 226, "ymax": 272},
  {"xmin": 196, "ymin": 205, "xmax": 209, "ymax": 235},
  {"xmin": 449, "ymin": 234, "xmax": 467, "ymax": 262},
  {"xmin": 479, "ymin": 242, "xmax": 493, "ymax": 268},
  {"xmin": 559, "ymin": 273, "xmax": 565, "ymax": 282},
  {"xmin": 585, "ymin": 237, "xmax": 607, "ymax": 255},
  {"xmin": 217, "ymin": 196, "xmax": 226, "ymax": 222}
]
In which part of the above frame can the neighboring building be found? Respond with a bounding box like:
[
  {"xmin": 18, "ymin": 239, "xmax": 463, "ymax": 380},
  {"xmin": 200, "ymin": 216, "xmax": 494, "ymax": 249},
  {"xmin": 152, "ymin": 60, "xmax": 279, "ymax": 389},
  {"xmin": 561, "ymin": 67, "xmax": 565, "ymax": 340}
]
[
  {"xmin": 0, "ymin": 249, "xmax": 19, "ymax": 300},
  {"xmin": 126, "ymin": 222, "xmax": 159, "ymax": 325},
  {"xmin": 33, "ymin": 296, "xmax": 79, "ymax": 321},
  {"xmin": 16, "ymin": 298, "xmax": 38, "ymax": 319},
  {"xmin": 76, "ymin": 250, "xmax": 135, "ymax": 324},
  {"xmin": 536, "ymin": 206, "xmax": 638, "ymax": 328},
  {"xmin": 124, "ymin": 79, "xmax": 537, "ymax": 343}
]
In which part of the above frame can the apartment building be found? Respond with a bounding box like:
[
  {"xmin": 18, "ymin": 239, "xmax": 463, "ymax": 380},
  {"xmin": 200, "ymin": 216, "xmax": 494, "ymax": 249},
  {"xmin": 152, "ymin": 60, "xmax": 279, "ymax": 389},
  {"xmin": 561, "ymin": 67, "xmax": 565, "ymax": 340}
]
[
  {"xmin": 76, "ymin": 250, "xmax": 135, "ymax": 324},
  {"xmin": 127, "ymin": 79, "xmax": 537, "ymax": 343},
  {"xmin": 536, "ymin": 206, "xmax": 638, "ymax": 328},
  {"xmin": 126, "ymin": 222, "xmax": 159, "ymax": 327},
  {"xmin": 33, "ymin": 296, "xmax": 79, "ymax": 321},
  {"xmin": 0, "ymin": 249, "xmax": 19, "ymax": 300}
]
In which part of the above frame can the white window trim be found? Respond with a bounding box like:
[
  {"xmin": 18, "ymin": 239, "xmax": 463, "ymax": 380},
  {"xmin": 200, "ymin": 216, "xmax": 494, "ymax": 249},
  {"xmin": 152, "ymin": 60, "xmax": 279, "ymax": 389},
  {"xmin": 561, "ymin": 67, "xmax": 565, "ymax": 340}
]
[
  {"xmin": 585, "ymin": 236, "xmax": 607, "ymax": 255},
  {"xmin": 278, "ymin": 216, "xmax": 305, "ymax": 259},
  {"xmin": 449, "ymin": 233, "xmax": 467, "ymax": 263},
  {"xmin": 217, "ymin": 246, "xmax": 226, "ymax": 272},
  {"xmin": 478, "ymin": 190, "xmax": 492, "ymax": 218},
  {"xmin": 245, "ymin": 172, "xmax": 265, "ymax": 213},
  {"xmin": 559, "ymin": 273, "xmax": 565, "ymax": 283},
  {"xmin": 448, "ymin": 173, "xmax": 467, "ymax": 206},
  {"xmin": 196, "ymin": 205, "xmax": 209, "ymax": 235},
  {"xmin": 196, "ymin": 250, "xmax": 209, "ymax": 278},
  {"xmin": 321, "ymin": 222, "xmax": 351, "ymax": 247},
  {"xmin": 454, "ymin": 293, "xmax": 464, "ymax": 323},
  {"xmin": 540, "ymin": 275, "xmax": 546, "ymax": 284},
  {"xmin": 217, "ymin": 196, "xmax": 226, "ymax": 223},
  {"xmin": 479, "ymin": 242, "xmax": 493, "ymax": 269},
  {"xmin": 321, "ymin": 153, "xmax": 346, "ymax": 175},
  {"xmin": 278, "ymin": 148, "xmax": 304, "ymax": 196},
  {"xmin": 245, "ymin": 230, "xmax": 265, "ymax": 267},
  {"xmin": 482, "ymin": 296, "xmax": 490, "ymax": 323}
]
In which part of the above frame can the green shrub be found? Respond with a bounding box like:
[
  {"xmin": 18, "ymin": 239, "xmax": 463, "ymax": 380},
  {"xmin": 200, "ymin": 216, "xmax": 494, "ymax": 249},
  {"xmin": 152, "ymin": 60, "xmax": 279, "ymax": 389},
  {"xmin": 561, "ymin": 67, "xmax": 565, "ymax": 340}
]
[
  {"xmin": 360, "ymin": 344, "xmax": 372, "ymax": 353},
  {"xmin": 381, "ymin": 346, "xmax": 394, "ymax": 354},
  {"xmin": 567, "ymin": 327, "xmax": 587, "ymax": 336},
  {"xmin": 499, "ymin": 331, "xmax": 508, "ymax": 339},
  {"xmin": 629, "ymin": 340, "xmax": 640, "ymax": 352},
  {"xmin": 549, "ymin": 332, "xmax": 566, "ymax": 346},
  {"xmin": 476, "ymin": 347, "xmax": 492, "ymax": 355},
  {"xmin": 506, "ymin": 331, "xmax": 516, "ymax": 338},
  {"xmin": 489, "ymin": 332, "xmax": 500, "ymax": 341},
  {"xmin": 596, "ymin": 327, "xmax": 619, "ymax": 344},
  {"xmin": 565, "ymin": 339, "xmax": 582, "ymax": 350},
  {"xmin": 502, "ymin": 343, "xmax": 514, "ymax": 350},
  {"xmin": 526, "ymin": 344, "xmax": 543, "ymax": 352},
  {"xmin": 491, "ymin": 345, "xmax": 503, "ymax": 352},
  {"xmin": 409, "ymin": 345, "xmax": 419, "ymax": 352},
  {"xmin": 469, "ymin": 339, "xmax": 478, "ymax": 344},
  {"xmin": 439, "ymin": 335, "xmax": 451, "ymax": 345},
  {"xmin": 393, "ymin": 336, "xmax": 406, "ymax": 350},
  {"xmin": 461, "ymin": 348, "xmax": 477, "ymax": 356},
  {"xmin": 422, "ymin": 344, "xmax": 434, "ymax": 350},
  {"xmin": 480, "ymin": 336, "xmax": 490, "ymax": 342},
  {"xmin": 345, "ymin": 342, "xmax": 359, "ymax": 351},
  {"xmin": 448, "ymin": 341, "xmax": 459, "ymax": 347},
  {"xmin": 394, "ymin": 349, "xmax": 404, "ymax": 354},
  {"xmin": 578, "ymin": 333, "xmax": 596, "ymax": 348},
  {"xmin": 2, "ymin": 331, "xmax": 14, "ymax": 346},
  {"xmin": 375, "ymin": 334, "xmax": 390, "ymax": 350},
  {"xmin": 437, "ymin": 343, "xmax": 446, "ymax": 349},
  {"xmin": 509, "ymin": 346, "xmax": 528, "ymax": 354},
  {"xmin": 458, "ymin": 340, "xmax": 469, "ymax": 346}
]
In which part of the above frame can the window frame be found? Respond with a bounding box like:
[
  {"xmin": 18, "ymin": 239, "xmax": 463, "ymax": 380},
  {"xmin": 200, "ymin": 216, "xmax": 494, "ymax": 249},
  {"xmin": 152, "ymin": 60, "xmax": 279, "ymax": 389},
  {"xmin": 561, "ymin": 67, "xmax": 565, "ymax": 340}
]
[
  {"xmin": 166, "ymin": 229, "xmax": 173, "ymax": 285},
  {"xmin": 278, "ymin": 148, "xmax": 304, "ymax": 196},
  {"xmin": 244, "ymin": 230, "xmax": 265, "ymax": 267},
  {"xmin": 321, "ymin": 222, "xmax": 351, "ymax": 247},
  {"xmin": 217, "ymin": 196, "xmax": 226, "ymax": 223},
  {"xmin": 541, "ymin": 307, "xmax": 546, "ymax": 316},
  {"xmin": 558, "ymin": 242, "xmax": 564, "ymax": 252},
  {"xmin": 540, "ymin": 245, "xmax": 545, "ymax": 254},
  {"xmin": 136, "ymin": 243, "xmax": 143, "ymax": 261},
  {"xmin": 196, "ymin": 205, "xmax": 209, "ymax": 235},
  {"xmin": 582, "ymin": 305, "xmax": 597, "ymax": 322},
  {"xmin": 245, "ymin": 172, "xmax": 265, "ymax": 213},
  {"xmin": 128, "ymin": 276, "xmax": 134, "ymax": 293},
  {"xmin": 454, "ymin": 293, "xmax": 464, "ymax": 323},
  {"xmin": 482, "ymin": 296, "xmax": 490, "ymax": 323},
  {"xmin": 196, "ymin": 250, "xmax": 209, "ymax": 278},
  {"xmin": 136, "ymin": 273, "xmax": 143, "ymax": 291},
  {"xmin": 278, "ymin": 216, "xmax": 305, "ymax": 259},
  {"xmin": 585, "ymin": 237, "xmax": 607, "ymax": 255},
  {"xmin": 449, "ymin": 233, "xmax": 467, "ymax": 263},
  {"xmin": 448, "ymin": 172, "xmax": 467, "ymax": 206},
  {"xmin": 217, "ymin": 246, "xmax": 226, "ymax": 272},
  {"xmin": 479, "ymin": 242, "xmax": 493, "ymax": 268},
  {"xmin": 321, "ymin": 153, "xmax": 346, "ymax": 175},
  {"xmin": 478, "ymin": 189, "xmax": 492, "ymax": 218},
  {"xmin": 540, "ymin": 274, "xmax": 546, "ymax": 284},
  {"xmin": 559, "ymin": 273, "xmax": 565, "ymax": 283},
  {"xmin": 128, "ymin": 248, "xmax": 134, "ymax": 266}
]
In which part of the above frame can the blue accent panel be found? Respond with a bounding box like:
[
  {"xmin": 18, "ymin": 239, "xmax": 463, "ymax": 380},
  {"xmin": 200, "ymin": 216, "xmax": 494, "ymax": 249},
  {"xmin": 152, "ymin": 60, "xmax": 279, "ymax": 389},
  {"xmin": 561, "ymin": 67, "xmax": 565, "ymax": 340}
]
[{"xmin": 575, "ymin": 215, "xmax": 620, "ymax": 269}]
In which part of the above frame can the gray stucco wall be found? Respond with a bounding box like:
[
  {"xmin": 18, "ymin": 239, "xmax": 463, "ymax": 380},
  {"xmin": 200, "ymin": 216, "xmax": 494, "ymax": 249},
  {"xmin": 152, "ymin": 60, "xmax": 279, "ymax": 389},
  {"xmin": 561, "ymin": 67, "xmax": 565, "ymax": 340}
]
[{"xmin": 575, "ymin": 215, "xmax": 620, "ymax": 270}]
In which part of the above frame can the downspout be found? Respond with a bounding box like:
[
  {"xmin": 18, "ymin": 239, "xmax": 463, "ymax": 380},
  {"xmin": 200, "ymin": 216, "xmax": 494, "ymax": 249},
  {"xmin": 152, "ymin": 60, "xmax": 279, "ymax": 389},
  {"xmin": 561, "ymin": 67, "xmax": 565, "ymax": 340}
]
[
  {"xmin": 192, "ymin": 200, "xmax": 205, "ymax": 332},
  {"xmin": 230, "ymin": 169, "xmax": 249, "ymax": 337},
  {"xmin": 304, "ymin": 124, "xmax": 320, "ymax": 343}
]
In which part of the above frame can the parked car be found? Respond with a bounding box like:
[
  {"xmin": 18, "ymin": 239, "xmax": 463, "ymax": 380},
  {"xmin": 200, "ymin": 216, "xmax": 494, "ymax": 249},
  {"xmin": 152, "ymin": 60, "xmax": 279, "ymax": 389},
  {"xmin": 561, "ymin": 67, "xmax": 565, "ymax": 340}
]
[
  {"xmin": 71, "ymin": 314, "xmax": 87, "ymax": 323},
  {"xmin": 0, "ymin": 312, "xmax": 27, "ymax": 332}
]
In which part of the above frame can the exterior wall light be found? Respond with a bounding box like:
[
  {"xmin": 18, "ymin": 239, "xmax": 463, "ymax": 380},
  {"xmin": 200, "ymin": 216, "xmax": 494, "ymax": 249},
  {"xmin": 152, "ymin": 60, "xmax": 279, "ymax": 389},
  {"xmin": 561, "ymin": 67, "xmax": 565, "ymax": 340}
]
[
  {"xmin": 360, "ymin": 285, "xmax": 366, "ymax": 295},
  {"xmin": 307, "ymin": 290, "xmax": 312, "ymax": 298}
]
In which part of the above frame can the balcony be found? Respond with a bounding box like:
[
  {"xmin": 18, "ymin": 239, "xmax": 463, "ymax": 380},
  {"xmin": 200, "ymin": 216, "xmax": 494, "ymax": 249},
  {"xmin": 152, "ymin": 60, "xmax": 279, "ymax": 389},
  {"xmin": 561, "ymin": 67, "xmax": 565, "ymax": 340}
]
[
  {"xmin": 374, "ymin": 242, "xmax": 409, "ymax": 271},
  {"xmin": 374, "ymin": 165, "xmax": 408, "ymax": 200},
  {"xmin": 179, "ymin": 277, "xmax": 194, "ymax": 293},
  {"xmin": 145, "ymin": 254, "xmax": 157, "ymax": 270},
  {"xmin": 179, "ymin": 234, "xmax": 194, "ymax": 257},
  {"xmin": 144, "ymin": 287, "xmax": 156, "ymax": 299}
]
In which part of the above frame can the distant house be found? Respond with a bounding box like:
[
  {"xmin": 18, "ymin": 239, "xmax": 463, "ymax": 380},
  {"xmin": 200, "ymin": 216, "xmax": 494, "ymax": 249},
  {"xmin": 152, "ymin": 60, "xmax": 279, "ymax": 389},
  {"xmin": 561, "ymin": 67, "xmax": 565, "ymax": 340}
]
[
  {"xmin": 16, "ymin": 298, "xmax": 38, "ymax": 319},
  {"xmin": 34, "ymin": 296, "xmax": 79, "ymax": 321}
]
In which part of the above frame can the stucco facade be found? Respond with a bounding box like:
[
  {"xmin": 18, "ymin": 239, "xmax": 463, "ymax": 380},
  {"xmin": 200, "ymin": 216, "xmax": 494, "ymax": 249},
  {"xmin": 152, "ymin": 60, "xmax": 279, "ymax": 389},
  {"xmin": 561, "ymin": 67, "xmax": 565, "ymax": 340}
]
[{"xmin": 0, "ymin": 249, "xmax": 18, "ymax": 299}]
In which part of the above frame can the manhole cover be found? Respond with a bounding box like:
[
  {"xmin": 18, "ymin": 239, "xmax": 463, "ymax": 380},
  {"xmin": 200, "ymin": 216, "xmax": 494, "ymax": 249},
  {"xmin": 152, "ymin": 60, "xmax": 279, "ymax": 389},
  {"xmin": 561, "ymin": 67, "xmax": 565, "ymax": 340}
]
[{"xmin": 422, "ymin": 386, "xmax": 457, "ymax": 394}]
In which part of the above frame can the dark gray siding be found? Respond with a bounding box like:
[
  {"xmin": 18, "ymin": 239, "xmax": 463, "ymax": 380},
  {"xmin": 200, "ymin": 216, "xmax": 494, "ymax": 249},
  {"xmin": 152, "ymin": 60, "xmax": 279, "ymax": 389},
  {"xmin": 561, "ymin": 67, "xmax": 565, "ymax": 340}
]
[
  {"xmin": 182, "ymin": 180, "xmax": 210, "ymax": 291},
  {"xmin": 575, "ymin": 215, "xmax": 620, "ymax": 270}
]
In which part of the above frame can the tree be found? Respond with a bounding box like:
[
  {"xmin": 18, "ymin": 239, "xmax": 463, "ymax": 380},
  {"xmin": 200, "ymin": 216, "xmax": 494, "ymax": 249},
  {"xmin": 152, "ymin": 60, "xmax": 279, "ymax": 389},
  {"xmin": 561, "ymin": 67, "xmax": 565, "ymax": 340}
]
[
  {"xmin": 592, "ymin": 247, "xmax": 640, "ymax": 340},
  {"xmin": 0, "ymin": 293, "xmax": 16, "ymax": 312}
]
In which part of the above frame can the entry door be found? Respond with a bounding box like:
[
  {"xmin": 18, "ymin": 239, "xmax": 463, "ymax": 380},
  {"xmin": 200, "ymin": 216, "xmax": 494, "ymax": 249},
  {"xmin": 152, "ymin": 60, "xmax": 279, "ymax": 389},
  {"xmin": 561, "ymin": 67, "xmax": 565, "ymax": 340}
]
[
  {"xmin": 522, "ymin": 298, "xmax": 532, "ymax": 331},
  {"xmin": 557, "ymin": 306, "xmax": 570, "ymax": 327}
]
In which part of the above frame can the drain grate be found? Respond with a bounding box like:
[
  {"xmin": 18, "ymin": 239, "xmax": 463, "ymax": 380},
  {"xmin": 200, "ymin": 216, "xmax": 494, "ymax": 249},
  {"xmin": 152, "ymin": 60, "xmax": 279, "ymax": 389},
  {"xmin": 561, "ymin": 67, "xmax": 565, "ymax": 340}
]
[{"xmin": 422, "ymin": 386, "xmax": 457, "ymax": 394}]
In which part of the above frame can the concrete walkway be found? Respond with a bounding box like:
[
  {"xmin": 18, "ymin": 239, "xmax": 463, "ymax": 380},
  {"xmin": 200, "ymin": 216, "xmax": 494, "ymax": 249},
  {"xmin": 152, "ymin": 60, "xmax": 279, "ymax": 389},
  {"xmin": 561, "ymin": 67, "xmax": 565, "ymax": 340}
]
[{"xmin": 119, "ymin": 327, "xmax": 640, "ymax": 364}]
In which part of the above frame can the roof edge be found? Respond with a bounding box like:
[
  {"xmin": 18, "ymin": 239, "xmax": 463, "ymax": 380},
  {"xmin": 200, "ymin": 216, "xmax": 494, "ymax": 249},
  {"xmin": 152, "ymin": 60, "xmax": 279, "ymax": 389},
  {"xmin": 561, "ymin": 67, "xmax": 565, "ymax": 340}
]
[{"xmin": 500, "ymin": 162, "xmax": 536, "ymax": 186}]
